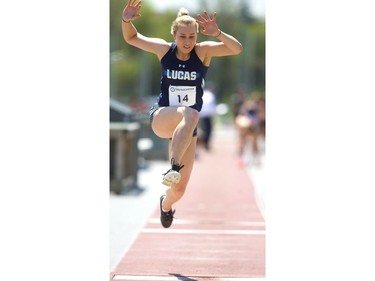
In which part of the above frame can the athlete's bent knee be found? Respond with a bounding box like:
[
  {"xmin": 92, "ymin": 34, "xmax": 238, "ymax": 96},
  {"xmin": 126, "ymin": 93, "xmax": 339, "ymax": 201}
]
[{"xmin": 181, "ymin": 107, "xmax": 199, "ymax": 126}]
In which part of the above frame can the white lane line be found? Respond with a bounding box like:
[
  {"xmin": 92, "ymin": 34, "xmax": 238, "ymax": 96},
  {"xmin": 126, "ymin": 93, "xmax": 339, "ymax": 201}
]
[
  {"xmin": 222, "ymin": 276, "xmax": 264, "ymax": 281},
  {"xmin": 113, "ymin": 276, "xmax": 180, "ymax": 280},
  {"xmin": 141, "ymin": 228, "xmax": 265, "ymax": 235},
  {"xmin": 148, "ymin": 218, "xmax": 265, "ymax": 227},
  {"xmin": 112, "ymin": 275, "xmax": 264, "ymax": 280}
]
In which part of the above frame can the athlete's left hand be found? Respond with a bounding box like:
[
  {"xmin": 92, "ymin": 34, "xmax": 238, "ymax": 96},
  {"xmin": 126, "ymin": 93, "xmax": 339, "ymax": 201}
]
[{"xmin": 196, "ymin": 11, "xmax": 221, "ymax": 37}]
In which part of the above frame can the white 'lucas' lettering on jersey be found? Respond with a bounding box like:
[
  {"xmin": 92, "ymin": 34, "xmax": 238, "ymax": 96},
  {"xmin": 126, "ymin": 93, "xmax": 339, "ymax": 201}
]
[{"xmin": 166, "ymin": 69, "xmax": 197, "ymax": 81}]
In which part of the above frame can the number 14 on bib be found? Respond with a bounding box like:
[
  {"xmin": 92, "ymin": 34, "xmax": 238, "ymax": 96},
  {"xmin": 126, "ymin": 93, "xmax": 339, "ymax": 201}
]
[{"xmin": 168, "ymin": 85, "xmax": 196, "ymax": 106}]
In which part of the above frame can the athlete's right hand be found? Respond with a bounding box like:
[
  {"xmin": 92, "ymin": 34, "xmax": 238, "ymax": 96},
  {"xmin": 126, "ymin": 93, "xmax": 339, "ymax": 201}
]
[{"xmin": 122, "ymin": 0, "xmax": 142, "ymax": 22}]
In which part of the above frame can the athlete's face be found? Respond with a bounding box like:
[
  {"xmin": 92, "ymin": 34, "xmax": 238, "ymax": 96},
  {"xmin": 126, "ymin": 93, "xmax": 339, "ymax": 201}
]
[{"xmin": 174, "ymin": 25, "xmax": 197, "ymax": 54}]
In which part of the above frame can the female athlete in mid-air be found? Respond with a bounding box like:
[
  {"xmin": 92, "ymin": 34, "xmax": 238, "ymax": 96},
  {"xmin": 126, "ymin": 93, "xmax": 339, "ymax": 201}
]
[{"xmin": 122, "ymin": 0, "xmax": 243, "ymax": 228}]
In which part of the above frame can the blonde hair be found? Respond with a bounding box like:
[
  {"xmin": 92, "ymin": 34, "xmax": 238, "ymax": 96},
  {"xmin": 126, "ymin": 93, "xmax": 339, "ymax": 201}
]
[{"xmin": 171, "ymin": 8, "xmax": 199, "ymax": 35}]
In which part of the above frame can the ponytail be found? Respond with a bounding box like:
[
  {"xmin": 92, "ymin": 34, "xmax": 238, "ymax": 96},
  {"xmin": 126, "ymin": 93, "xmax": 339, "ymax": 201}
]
[
  {"xmin": 177, "ymin": 8, "xmax": 189, "ymax": 17},
  {"xmin": 171, "ymin": 7, "xmax": 198, "ymax": 35}
]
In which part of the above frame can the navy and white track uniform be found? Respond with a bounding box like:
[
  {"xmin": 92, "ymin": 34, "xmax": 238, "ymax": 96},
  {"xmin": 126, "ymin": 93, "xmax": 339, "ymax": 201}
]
[{"xmin": 157, "ymin": 43, "xmax": 208, "ymax": 112}]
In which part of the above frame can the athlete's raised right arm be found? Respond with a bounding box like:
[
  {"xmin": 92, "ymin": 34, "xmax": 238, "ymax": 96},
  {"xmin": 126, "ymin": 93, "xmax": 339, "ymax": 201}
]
[{"xmin": 122, "ymin": 0, "xmax": 170, "ymax": 59}]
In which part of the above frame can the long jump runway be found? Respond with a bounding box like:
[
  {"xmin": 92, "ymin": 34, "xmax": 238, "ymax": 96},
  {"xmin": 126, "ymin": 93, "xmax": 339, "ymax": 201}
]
[{"xmin": 110, "ymin": 136, "xmax": 265, "ymax": 280}]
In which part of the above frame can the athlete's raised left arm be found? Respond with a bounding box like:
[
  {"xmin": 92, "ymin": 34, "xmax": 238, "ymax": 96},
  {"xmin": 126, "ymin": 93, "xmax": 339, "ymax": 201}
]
[{"xmin": 196, "ymin": 11, "xmax": 243, "ymax": 57}]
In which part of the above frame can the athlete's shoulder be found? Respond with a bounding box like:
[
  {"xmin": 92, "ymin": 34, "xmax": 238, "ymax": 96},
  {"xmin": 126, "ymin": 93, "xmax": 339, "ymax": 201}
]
[
  {"xmin": 194, "ymin": 42, "xmax": 218, "ymax": 66},
  {"xmin": 194, "ymin": 41, "xmax": 219, "ymax": 56},
  {"xmin": 159, "ymin": 42, "xmax": 175, "ymax": 61},
  {"xmin": 195, "ymin": 41, "xmax": 220, "ymax": 48}
]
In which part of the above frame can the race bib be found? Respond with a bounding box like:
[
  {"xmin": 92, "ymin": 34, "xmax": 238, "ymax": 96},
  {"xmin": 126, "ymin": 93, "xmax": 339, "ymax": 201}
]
[{"xmin": 168, "ymin": 85, "xmax": 196, "ymax": 106}]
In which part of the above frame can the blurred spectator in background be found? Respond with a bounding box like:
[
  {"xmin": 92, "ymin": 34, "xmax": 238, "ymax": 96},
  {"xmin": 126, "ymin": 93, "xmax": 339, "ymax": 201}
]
[
  {"xmin": 198, "ymin": 86, "xmax": 217, "ymax": 152},
  {"xmin": 257, "ymin": 95, "xmax": 266, "ymax": 145},
  {"xmin": 231, "ymin": 86, "xmax": 247, "ymax": 121},
  {"xmin": 235, "ymin": 91, "xmax": 263, "ymax": 167}
]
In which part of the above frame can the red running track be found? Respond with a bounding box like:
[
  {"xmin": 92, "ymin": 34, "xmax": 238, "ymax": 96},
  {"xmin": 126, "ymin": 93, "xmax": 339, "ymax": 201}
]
[{"xmin": 110, "ymin": 136, "xmax": 265, "ymax": 281}]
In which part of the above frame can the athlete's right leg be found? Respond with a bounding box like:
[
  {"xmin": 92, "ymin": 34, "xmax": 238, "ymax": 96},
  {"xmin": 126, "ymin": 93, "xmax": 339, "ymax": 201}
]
[{"xmin": 150, "ymin": 105, "xmax": 199, "ymax": 228}]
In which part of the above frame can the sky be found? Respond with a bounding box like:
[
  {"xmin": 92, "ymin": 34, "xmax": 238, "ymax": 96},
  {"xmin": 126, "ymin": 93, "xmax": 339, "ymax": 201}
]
[{"xmin": 147, "ymin": 0, "xmax": 265, "ymax": 19}]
